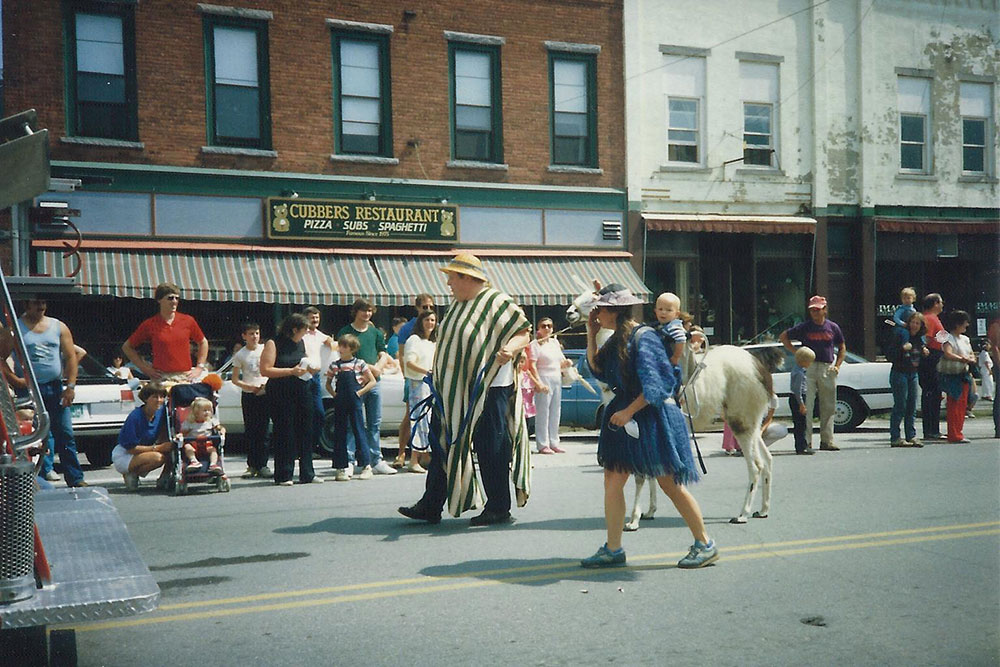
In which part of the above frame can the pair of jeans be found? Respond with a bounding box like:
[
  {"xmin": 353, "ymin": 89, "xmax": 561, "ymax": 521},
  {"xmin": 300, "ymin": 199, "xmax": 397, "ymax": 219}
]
[
  {"xmin": 993, "ymin": 365, "xmax": 1000, "ymax": 437},
  {"xmin": 889, "ymin": 369, "xmax": 918, "ymax": 442},
  {"xmin": 309, "ymin": 374, "xmax": 324, "ymax": 452},
  {"xmin": 787, "ymin": 396, "xmax": 808, "ymax": 453},
  {"xmin": 919, "ymin": 348, "xmax": 943, "ymax": 437},
  {"xmin": 39, "ymin": 380, "xmax": 84, "ymax": 484},
  {"xmin": 345, "ymin": 380, "xmax": 382, "ymax": 464},
  {"xmin": 240, "ymin": 390, "xmax": 271, "ymax": 470}
]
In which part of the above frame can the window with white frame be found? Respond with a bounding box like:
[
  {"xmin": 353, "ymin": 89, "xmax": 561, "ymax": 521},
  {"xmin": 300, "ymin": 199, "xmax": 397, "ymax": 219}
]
[
  {"xmin": 960, "ymin": 82, "xmax": 992, "ymax": 174},
  {"xmin": 664, "ymin": 56, "xmax": 704, "ymax": 165},
  {"xmin": 740, "ymin": 62, "xmax": 778, "ymax": 168},
  {"xmin": 897, "ymin": 76, "xmax": 931, "ymax": 173}
]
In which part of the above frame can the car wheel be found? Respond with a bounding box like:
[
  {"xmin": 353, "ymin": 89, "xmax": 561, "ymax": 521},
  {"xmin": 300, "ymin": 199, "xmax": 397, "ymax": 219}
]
[
  {"xmin": 317, "ymin": 408, "xmax": 337, "ymax": 457},
  {"xmin": 834, "ymin": 389, "xmax": 867, "ymax": 432},
  {"xmin": 84, "ymin": 439, "xmax": 113, "ymax": 468}
]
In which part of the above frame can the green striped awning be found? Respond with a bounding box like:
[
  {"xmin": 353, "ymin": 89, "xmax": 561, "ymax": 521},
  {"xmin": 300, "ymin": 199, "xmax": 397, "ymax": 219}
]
[
  {"xmin": 35, "ymin": 248, "xmax": 390, "ymax": 305},
  {"xmin": 376, "ymin": 256, "xmax": 650, "ymax": 307}
]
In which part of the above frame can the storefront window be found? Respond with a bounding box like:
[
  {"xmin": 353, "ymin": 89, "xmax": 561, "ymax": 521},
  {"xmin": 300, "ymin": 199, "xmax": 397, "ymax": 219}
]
[{"xmin": 756, "ymin": 258, "xmax": 806, "ymax": 341}]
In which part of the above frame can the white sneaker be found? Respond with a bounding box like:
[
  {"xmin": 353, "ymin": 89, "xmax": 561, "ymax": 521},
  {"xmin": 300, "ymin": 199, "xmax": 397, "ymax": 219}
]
[
  {"xmin": 373, "ymin": 460, "xmax": 398, "ymax": 475},
  {"xmin": 44, "ymin": 471, "xmax": 60, "ymax": 482},
  {"xmin": 123, "ymin": 473, "xmax": 139, "ymax": 491},
  {"xmin": 335, "ymin": 469, "xmax": 352, "ymax": 482},
  {"xmin": 357, "ymin": 465, "xmax": 374, "ymax": 480},
  {"xmin": 257, "ymin": 465, "xmax": 274, "ymax": 478}
]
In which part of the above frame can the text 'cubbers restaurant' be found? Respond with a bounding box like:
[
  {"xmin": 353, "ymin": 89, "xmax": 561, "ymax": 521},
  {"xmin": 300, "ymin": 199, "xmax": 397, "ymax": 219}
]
[{"xmin": 31, "ymin": 164, "xmax": 649, "ymax": 361}]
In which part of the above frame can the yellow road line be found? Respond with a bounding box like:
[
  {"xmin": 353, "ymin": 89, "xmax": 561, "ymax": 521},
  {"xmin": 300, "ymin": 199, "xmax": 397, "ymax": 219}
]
[
  {"xmin": 155, "ymin": 519, "xmax": 999, "ymax": 612},
  {"xmin": 72, "ymin": 523, "xmax": 1000, "ymax": 633}
]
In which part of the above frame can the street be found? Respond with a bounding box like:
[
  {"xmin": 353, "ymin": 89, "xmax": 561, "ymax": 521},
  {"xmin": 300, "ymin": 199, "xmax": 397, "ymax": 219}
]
[{"xmin": 65, "ymin": 414, "xmax": 998, "ymax": 666}]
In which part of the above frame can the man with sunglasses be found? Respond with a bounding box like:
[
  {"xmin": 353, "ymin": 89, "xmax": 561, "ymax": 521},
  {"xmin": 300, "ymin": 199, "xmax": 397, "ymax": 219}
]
[{"xmin": 123, "ymin": 282, "xmax": 208, "ymax": 383}]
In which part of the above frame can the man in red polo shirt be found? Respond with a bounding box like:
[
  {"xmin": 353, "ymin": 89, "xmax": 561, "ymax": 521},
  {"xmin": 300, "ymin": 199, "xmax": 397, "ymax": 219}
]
[
  {"xmin": 123, "ymin": 282, "xmax": 208, "ymax": 382},
  {"xmin": 918, "ymin": 292, "xmax": 945, "ymax": 440}
]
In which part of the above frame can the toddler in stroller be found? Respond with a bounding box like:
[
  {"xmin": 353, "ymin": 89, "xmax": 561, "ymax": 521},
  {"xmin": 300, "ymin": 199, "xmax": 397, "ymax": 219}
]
[
  {"xmin": 168, "ymin": 382, "xmax": 230, "ymax": 494},
  {"xmin": 181, "ymin": 397, "xmax": 223, "ymax": 475}
]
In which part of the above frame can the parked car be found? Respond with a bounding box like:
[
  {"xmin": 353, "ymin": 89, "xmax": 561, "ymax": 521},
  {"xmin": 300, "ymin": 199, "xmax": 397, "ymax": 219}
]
[
  {"xmin": 742, "ymin": 342, "xmax": 892, "ymax": 431},
  {"xmin": 560, "ymin": 349, "xmax": 605, "ymax": 429},
  {"xmin": 70, "ymin": 355, "xmax": 142, "ymax": 466}
]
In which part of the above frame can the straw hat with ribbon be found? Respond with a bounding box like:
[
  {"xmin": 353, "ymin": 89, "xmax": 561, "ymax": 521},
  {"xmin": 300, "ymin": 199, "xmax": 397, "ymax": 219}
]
[{"xmin": 439, "ymin": 253, "xmax": 489, "ymax": 283}]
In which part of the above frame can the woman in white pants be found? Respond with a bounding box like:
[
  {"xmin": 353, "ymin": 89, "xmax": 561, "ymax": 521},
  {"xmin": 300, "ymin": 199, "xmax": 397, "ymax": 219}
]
[{"xmin": 531, "ymin": 318, "xmax": 572, "ymax": 454}]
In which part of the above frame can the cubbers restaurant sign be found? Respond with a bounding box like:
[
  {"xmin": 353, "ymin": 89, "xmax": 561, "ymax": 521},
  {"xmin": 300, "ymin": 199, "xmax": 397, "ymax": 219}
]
[{"xmin": 267, "ymin": 197, "xmax": 458, "ymax": 244}]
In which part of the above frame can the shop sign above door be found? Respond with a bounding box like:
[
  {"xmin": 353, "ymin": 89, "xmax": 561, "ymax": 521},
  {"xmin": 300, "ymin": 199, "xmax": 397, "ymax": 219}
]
[{"xmin": 266, "ymin": 197, "xmax": 458, "ymax": 244}]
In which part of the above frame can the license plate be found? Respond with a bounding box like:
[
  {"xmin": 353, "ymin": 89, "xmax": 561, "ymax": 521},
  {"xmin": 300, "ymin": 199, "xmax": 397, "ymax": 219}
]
[{"xmin": 70, "ymin": 404, "xmax": 87, "ymax": 419}]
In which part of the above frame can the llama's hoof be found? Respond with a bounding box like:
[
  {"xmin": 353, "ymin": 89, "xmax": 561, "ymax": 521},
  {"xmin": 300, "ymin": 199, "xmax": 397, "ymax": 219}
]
[
  {"xmin": 729, "ymin": 516, "xmax": 748, "ymax": 524},
  {"xmin": 640, "ymin": 513, "xmax": 656, "ymax": 520},
  {"xmin": 752, "ymin": 511, "xmax": 768, "ymax": 519},
  {"xmin": 624, "ymin": 521, "xmax": 639, "ymax": 532}
]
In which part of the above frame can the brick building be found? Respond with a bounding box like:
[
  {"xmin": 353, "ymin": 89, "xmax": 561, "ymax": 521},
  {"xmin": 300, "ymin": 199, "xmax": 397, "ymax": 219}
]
[{"xmin": 1, "ymin": 0, "xmax": 642, "ymax": 359}]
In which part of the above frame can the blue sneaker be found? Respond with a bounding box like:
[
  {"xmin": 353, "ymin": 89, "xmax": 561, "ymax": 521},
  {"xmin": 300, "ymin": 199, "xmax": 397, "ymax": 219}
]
[
  {"xmin": 581, "ymin": 543, "xmax": 626, "ymax": 568},
  {"xmin": 677, "ymin": 539, "xmax": 719, "ymax": 569}
]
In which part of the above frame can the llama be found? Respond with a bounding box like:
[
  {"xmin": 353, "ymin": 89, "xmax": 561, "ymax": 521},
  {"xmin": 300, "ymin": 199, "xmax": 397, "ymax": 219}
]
[
  {"xmin": 564, "ymin": 281, "xmax": 773, "ymax": 525},
  {"xmin": 678, "ymin": 339, "xmax": 774, "ymax": 523}
]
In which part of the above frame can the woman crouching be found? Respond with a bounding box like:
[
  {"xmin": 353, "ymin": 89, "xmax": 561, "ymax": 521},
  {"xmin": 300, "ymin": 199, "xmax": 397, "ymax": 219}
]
[{"xmin": 581, "ymin": 284, "xmax": 718, "ymax": 569}]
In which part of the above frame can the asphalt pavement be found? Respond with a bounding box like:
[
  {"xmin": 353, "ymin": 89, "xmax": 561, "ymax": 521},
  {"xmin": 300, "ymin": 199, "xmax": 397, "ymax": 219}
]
[{"xmin": 52, "ymin": 408, "xmax": 1000, "ymax": 666}]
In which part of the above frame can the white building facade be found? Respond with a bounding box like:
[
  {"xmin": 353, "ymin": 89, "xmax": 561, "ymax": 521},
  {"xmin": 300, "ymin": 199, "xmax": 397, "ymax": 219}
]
[{"xmin": 625, "ymin": 0, "xmax": 999, "ymax": 354}]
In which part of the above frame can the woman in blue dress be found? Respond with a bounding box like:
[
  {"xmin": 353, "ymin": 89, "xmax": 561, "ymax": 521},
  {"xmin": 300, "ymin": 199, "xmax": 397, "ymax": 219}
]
[{"xmin": 580, "ymin": 285, "xmax": 718, "ymax": 569}]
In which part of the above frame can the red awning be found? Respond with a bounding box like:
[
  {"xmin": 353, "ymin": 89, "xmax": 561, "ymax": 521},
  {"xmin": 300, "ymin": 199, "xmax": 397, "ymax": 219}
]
[
  {"xmin": 874, "ymin": 218, "xmax": 1000, "ymax": 234},
  {"xmin": 643, "ymin": 213, "xmax": 815, "ymax": 234}
]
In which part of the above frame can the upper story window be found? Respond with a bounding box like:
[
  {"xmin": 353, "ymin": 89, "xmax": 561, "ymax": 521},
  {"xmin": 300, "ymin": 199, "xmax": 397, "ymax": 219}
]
[
  {"xmin": 204, "ymin": 15, "xmax": 271, "ymax": 149},
  {"xmin": 897, "ymin": 76, "xmax": 931, "ymax": 173},
  {"xmin": 450, "ymin": 44, "xmax": 503, "ymax": 163},
  {"xmin": 331, "ymin": 29, "xmax": 392, "ymax": 157},
  {"xmin": 550, "ymin": 54, "xmax": 597, "ymax": 167},
  {"xmin": 959, "ymin": 82, "xmax": 992, "ymax": 175},
  {"xmin": 740, "ymin": 62, "xmax": 779, "ymax": 168},
  {"xmin": 65, "ymin": 6, "xmax": 138, "ymax": 140},
  {"xmin": 664, "ymin": 56, "xmax": 705, "ymax": 165}
]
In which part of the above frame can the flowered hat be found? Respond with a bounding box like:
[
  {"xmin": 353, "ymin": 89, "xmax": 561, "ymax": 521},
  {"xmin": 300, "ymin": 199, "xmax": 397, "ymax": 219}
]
[
  {"xmin": 807, "ymin": 295, "xmax": 828, "ymax": 310},
  {"xmin": 439, "ymin": 253, "xmax": 488, "ymax": 282},
  {"xmin": 592, "ymin": 283, "xmax": 645, "ymax": 307}
]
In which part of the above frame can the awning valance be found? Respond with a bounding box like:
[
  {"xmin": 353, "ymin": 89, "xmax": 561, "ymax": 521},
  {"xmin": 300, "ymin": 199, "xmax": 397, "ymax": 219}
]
[
  {"xmin": 375, "ymin": 255, "xmax": 650, "ymax": 307},
  {"xmin": 644, "ymin": 213, "xmax": 816, "ymax": 234},
  {"xmin": 34, "ymin": 244, "xmax": 651, "ymax": 308},
  {"xmin": 875, "ymin": 218, "xmax": 1000, "ymax": 234},
  {"xmin": 35, "ymin": 247, "xmax": 390, "ymax": 305}
]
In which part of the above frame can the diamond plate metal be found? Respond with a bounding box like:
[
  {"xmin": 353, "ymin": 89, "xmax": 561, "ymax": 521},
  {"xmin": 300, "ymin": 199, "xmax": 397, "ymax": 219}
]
[{"xmin": 0, "ymin": 487, "xmax": 160, "ymax": 629}]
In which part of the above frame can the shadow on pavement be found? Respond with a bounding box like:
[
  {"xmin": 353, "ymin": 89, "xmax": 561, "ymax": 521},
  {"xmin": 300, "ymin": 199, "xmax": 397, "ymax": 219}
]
[{"xmin": 420, "ymin": 558, "xmax": 641, "ymax": 586}]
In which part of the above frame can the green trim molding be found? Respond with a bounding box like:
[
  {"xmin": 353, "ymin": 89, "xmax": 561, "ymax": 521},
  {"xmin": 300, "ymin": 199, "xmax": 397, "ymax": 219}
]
[
  {"xmin": 817, "ymin": 205, "xmax": 999, "ymax": 220},
  {"xmin": 51, "ymin": 161, "xmax": 626, "ymax": 211}
]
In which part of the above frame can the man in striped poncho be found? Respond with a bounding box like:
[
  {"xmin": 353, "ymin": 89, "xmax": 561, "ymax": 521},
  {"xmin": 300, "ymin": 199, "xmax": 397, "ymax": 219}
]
[{"xmin": 398, "ymin": 253, "xmax": 532, "ymax": 526}]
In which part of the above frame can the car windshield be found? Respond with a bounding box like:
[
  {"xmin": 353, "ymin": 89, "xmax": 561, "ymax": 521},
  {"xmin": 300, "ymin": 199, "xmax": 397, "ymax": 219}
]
[{"xmin": 78, "ymin": 354, "xmax": 115, "ymax": 379}]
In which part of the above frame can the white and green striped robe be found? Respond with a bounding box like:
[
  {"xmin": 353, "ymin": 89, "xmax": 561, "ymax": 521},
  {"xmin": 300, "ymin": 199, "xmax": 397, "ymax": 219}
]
[{"xmin": 433, "ymin": 286, "xmax": 531, "ymax": 517}]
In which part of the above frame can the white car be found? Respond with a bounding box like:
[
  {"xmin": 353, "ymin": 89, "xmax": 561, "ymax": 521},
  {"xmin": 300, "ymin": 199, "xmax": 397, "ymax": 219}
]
[
  {"xmin": 742, "ymin": 342, "xmax": 893, "ymax": 431},
  {"xmin": 70, "ymin": 355, "xmax": 142, "ymax": 466},
  {"xmin": 215, "ymin": 358, "xmax": 406, "ymax": 453}
]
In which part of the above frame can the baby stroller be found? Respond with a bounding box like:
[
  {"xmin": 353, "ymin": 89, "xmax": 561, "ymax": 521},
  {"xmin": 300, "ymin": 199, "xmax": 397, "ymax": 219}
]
[{"xmin": 166, "ymin": 382, "xmax": 231, "ymax": 495}]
